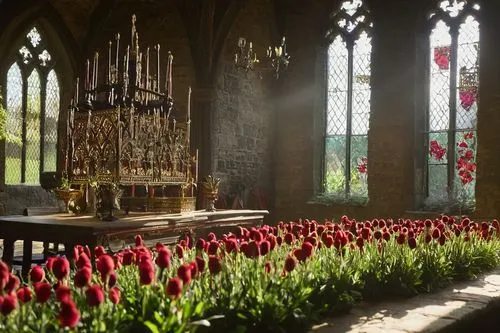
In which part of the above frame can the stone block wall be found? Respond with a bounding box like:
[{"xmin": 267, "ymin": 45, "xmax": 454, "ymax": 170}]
[{"xmin": 211, "ymin": 0, "xmax": 274, "ymax": 210}]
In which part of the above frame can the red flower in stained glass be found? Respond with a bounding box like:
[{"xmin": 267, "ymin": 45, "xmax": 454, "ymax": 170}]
[
  {"xmin": 357, "ymin": 157, "xmax": 368, "ymax": 174},
  {"xmin": 434, "ymin": 46, "xmax": 450, "ymax": 70},
  {"xmin": 459, "ymin": 89, "xmax": 477, "ymax": 111},
  {"xmin": 429, "ymin": 140, "xmax": 446, "ymax": 160}
]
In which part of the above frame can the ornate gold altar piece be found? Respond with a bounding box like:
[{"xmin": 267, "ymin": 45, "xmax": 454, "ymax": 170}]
[{"xmin": 65, "ymin": 16, "xmax": 197, "ymax": 217}]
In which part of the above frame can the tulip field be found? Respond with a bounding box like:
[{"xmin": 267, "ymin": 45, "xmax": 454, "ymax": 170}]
[{"xmin": 0, "ymin": 215, "xmax": 499, "ymax": 332}]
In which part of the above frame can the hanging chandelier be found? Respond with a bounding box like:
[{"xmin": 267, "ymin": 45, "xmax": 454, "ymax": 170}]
[
  {"xmin": 266, "ymin": 36, "xmax": 290, "ymax": 79},
  {"xmin": 234, "ymin": 37, "xmax": 259, "ymax": 71},
  {"xmin": 234, "ymin": 36, "xmax": 290, "ymax": 79}
]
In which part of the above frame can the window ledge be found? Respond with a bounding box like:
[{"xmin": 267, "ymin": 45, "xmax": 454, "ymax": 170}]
[{"xmin": 307, "ymin": 194, "xmax": 368, "ymax": 207}]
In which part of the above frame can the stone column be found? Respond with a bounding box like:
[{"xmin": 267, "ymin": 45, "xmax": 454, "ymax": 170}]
[
  {"xmin": 191, "ymin": 86, "xmax": 215, "ymax": 209},
  {"xmin": 475, "ymin": 0, "xmax": 500, "ymax": 218}
]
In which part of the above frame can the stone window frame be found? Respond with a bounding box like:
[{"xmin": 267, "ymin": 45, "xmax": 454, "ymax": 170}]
[
  {"xmin": 0, "ymin": 16, "xmax": 75, "ymax": 190},
  {"xmin": 3, "ymin": 25, "xmax": 61, "ymax": 185},
  {"xmin": 310, "ymin": 0, "xmax": 373, "ymax": 207},
  {"xmin": 414, "ymin": 0, "xmax": 480, "ymax": 213}
]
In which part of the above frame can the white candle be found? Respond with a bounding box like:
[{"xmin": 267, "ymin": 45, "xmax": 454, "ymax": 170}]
[
  {"xmin": 85, "ymin": 59, "xmax": 90, "ymax": 91},
  {"xmin": 115, "ymin": 33, "xmax": 120, "ymax": 79},
  {"xmin": 108, "ymin": 41, "xmax": 112, "ymax": 83},
  {"xmin": 125, "ymin": 45, "xmax": 130, "ymax": 75},
  {"xmin": 187, "ymin": 86, "xmax": 191, "ymax": 120},
  {"xmin": 156, "ymin": 44, "xmax": 160, "ymax": 93},
  {"xmin": 75, "ymin": 77, "xmax": 79, "ymax": 102},
  {"xmin": 146, "ymin": 47, "xmax": 150, "ymax": 103}
]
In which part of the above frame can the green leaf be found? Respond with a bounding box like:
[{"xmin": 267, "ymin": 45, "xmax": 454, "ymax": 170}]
[{"xmin": 143, "ymin": 320, "xmax": 161, "ymax": 333}]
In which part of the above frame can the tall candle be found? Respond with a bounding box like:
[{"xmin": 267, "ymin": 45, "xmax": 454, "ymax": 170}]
[
  {"xmin": 115, "ymin": 33, "xmax": 120, "ymax": 81},
  {"xmin": 108, "ymin": 41, "xmax": 112, "ymax": 83},
  {"xmin": 85, "ymin": 59, "xmax": 90, "ymax": 91},
  {"xmin": 92, "ymin": 54, "xmax": 96, "ymax": 93},
  {"xmin": 75, "ymin": 77, "xmax": 79, "ymax": 102},
  {"xmin": 167, "ymin": 51, "xmax": 173, "ymax": 97},
  {"xmin": 125, "ymin": 45, "xmax": 130, "ymax": 75},
  {"xmin": 131, "ymin": 15, "xmax": 136, "ymax": 51},
  {"xmin": 187, "ymin": 86, "xmax": 191, "ymax": 120},
  {"xmin": 156, "ymin": 44, "xmax": 160, "ymax": 93},
  {"xmin": 146, "ymin": 46, "xmax": 150, "ymax": 103},
  {"xmin": 95, "ymin": 52, "xmax": 99, "ymax": 93}
]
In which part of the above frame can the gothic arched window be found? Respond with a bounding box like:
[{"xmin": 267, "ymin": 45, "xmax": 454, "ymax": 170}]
[
  {"xmin": 426, "ymin": 1, "xmax": 479, "ymax": 209},
  {"xmin": 4, "ymin": 26, "xmax": 60, "ymax": 185},
  {"xmin": 324, "ymin": 0, "xmax": 372, "ymax": 201}
]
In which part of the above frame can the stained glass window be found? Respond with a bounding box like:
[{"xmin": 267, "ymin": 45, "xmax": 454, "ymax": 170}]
[
  {"xmin": 426, "ymin": 1, "xmax": 479, "ymax": 209},
  {"xmin": 4, "ymin": 26, "xmax": 60, "ymax": 184},
  {"xmin": 324, "ymin": 0, "xmax": 372, "ymax": 200}
]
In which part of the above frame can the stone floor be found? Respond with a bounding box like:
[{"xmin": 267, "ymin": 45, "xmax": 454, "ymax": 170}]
[{"xmin": 311, "ymin": 270, "xmax": 500, "ymax": 333}]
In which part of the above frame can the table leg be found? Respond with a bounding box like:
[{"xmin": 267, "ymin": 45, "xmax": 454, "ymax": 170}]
[
  {"xmin": 22, "ymin": 240, "xmax": 33, "ymax": 276},
  {"xmin": 2, "ymin": 238, "xmax": 14, "ymax": 268}
]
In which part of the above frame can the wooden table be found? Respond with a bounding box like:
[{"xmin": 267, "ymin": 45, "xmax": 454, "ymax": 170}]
[{"xmin": 0, "ymin": 209, "xmax": 268, "ymax": 275}]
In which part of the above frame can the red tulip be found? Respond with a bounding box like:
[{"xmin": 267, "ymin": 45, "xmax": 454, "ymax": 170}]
[
  {"xmin": 175, "ymin": 244, "xmax": 184, "ymax": 258},
  {"xmin": 109, "ymin": 287, "xmax": 121, "ymax": 304},
  {"xmin": 16, "ymin": 286, "xmax": 32, "ymax": 303},
  {"xmin": 207, "ymin": 241, "xmax": 219, "ymax": 255},
  {"xmin": 284, "ymin": 233, "xmax": 295, "ymax": 245},
  {"xmin": 408, "ymin": 237, "xmax": 417, "ymax": 249},
  {"xmin": 94, "ymin": 245, "xmax": 106, "ymax": 258},
  {"xmin": 0, "ymin": 261, "xmax": 10, "ymax": 290},
  {"xmin": 29, "ymin": 265, "xmax": 45, "ymax": 283},
  {"xmin": 302, "ymin": 242, "xmax": 314, "ymax": 258},
  {"xmin": 139, "ymin": 260, "xmax": 155, "ymax": 285},
  {"xmin": 264, "ymin": 262, "xmax": 272, "ymax": 273},
  {"xmin": 208, "ymin": 256, "xmax": 222, "ymax": 275},
  {"xmin": 108, "ymin": 271, "xmax": 117, "ymax": 288},
  {"xmin": 284, "ymin": 255, "xmax": 297, "ymax": 273},
  {"xmin": 208, "ymin": 232, "xmax": 217, "ymax": 242},
  {"xmin": 53, "ymin": 257, "xmax": 70, "ymax": 280},
  {"xmin": 177, "ymin": 264, "xmax": 192, "ymax": 285},
  {"xmin": 4, "ymin": 274, "xmax": 20, "ymax": 293},
  {"xmin": 96, "ymin": 254, "xmax": 115, "ymax": 278},
  {"xmin": 122, "ymin": 250, "xmax": 135, "ymax": 266},
  {"xmin": 156, "ymin": 248, "xmax": 172, "ymax": 269},
  {"xmin": 76, "ymin": 253, "xmax": 92, "ymax": 270},
  {"xmin": 45, "ymin": 257, "xmax": 56, "ymax": 272},
  {"xmin": 1, "ymin": 294, "xmax": 17, "ymax": 316},
  {"xmin": 432, "ymin": 228, "xmax": 441, "ymax": 239},
  {"xmin": 260, "ymin": 241, "xmax": 271, "ymax": 256},
  {"xmin": 74, "ymin": 267, "xmax": 92, "ymax": 288},
  {"xmin": 59, "ymin": 299, "xmax": 80, "ymax": 328},
  {"xmin": 135, "ymin": 235, "xmax": 144, "ymax": 247},
  {"xmin": 196, "ymin": 238, "xmax": 206, "ymax": 250},
  {"xmin": 34, "ymin": 282, "xmax": 52, "ymax": 303},
  {"xmin": 86, "ymin": 285, "xmax": 104, "ymax": 307},
  {"xmin": 56, "ymin": 285, "xmax": 72, "ymax": 302},
  {"xmin": 196, "ymin": 256, "xmax": 205, "ymax": 273},
  {"xmin": 166, "ymin": 277, "xmax": 183, "ymax": 299}
]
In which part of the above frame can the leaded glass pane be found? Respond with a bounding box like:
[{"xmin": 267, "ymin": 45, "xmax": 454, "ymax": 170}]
[
  {"xmin": 352, "ymin": 31, "xmax": 371, "ymax": 136},
  {"xmin": 5, "ymin": 63, "xmax": 23, "ymax": 185},
  {"xmin": 428, "ymin": 164, "xmax": 448, "ymax": 204},
  {"xmin": 454, "ymin": 130, "xmax": 476, "ymax": 207},
  {"xmin": 456, "ymin": 16, "xmax": 479, "ymax": 130},
  {"xmin": 327, "ymin": 36, "xmax": 348, "ymax": 136},
  {"xmin": 44, "ymin": 70, "xmax": 59, "ymax": 172},
  {"xmin": 26, "ymin": 70, "xmax": 41, "ymax": 184},
  {"xmin": 429, "ymin": 20, "xmax": 451, "ymax": 131},
  {"xmin": 325, "ymin": 136, "xmax": 346, "ymax": 194},
  {"xmin": 350, "ymin": 135, "xmax": 368, "ymax": 197}
]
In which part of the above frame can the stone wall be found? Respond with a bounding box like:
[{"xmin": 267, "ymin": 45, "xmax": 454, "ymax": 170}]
[{"xmin": 211, "ymin": 0, "xmax": 275, "ymax": 210}]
